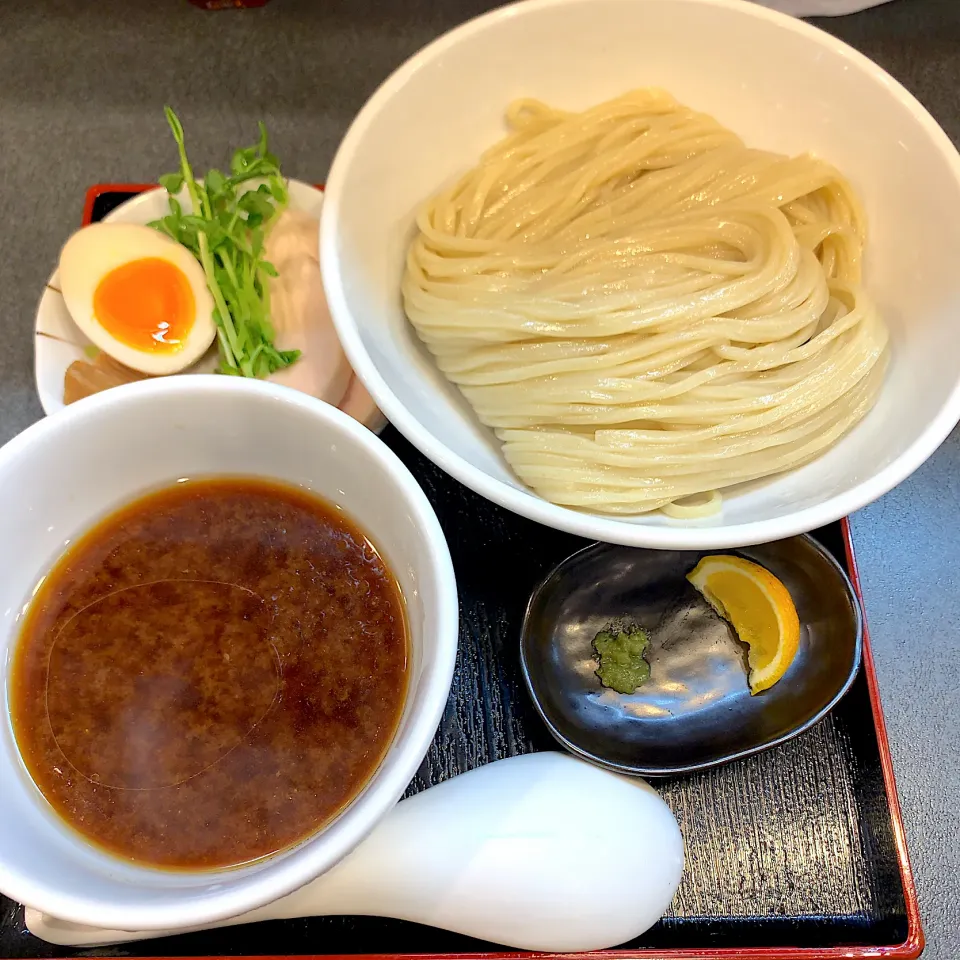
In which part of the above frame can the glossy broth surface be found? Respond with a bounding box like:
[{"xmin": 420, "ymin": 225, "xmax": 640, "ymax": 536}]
[{"xmin": 10, "ymin": 478, "xmax": 408, "ymax": 869}]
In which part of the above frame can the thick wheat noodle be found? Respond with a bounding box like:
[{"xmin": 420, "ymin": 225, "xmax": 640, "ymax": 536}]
[{"xmin": 402, "ymin": 89, "xmax": 888, "ymax": 517}]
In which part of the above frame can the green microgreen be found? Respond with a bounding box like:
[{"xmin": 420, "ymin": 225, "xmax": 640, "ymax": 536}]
[{"xmin": 149, "ymin": 106, "xmax": 299, "ymax": 378}]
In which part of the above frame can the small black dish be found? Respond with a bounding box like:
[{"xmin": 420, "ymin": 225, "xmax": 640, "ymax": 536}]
[{"xmin": 520, "ymin": 535, "xmax": 863, "ymax": 777}]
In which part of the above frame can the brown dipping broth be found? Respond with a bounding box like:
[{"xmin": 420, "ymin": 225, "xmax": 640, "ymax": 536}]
[{"xmin": 10, "ymin": 478, "xmax": 408, "ymax": 870}]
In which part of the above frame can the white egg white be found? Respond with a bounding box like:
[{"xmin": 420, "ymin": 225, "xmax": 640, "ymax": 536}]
[{"xmin": 58, "ymin": 223, "xmax": 217, "ymax": 375}]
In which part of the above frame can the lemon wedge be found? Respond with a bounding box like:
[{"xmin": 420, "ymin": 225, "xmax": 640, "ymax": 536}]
[{"xmin": 686, "ymin": 555, "xmax": 800, "ymax": 695}]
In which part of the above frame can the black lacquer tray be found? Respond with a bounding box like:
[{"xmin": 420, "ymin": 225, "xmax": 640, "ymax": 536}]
[{"xmin": 0, "ymin": 188, "xmax": 922, "ymax": 960}]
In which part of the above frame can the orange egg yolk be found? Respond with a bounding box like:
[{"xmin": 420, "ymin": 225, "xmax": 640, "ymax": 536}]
[{"xmin": 93, "ymin": 257, "xmax": 195, "ymax": 353}]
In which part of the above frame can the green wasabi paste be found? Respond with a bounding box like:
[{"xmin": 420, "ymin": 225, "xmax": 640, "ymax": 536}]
[{"xmin": 592, "ymin": 626, "xmax": 651, "ymax": 694}]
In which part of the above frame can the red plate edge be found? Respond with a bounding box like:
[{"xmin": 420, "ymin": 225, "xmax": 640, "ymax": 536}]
[
  {"xmin": 80, "ymin": 181, "xmax": 327, "ymax": 225},
  {"xmin": 66, "ymin": 186, "xmax": 924, "ymax": 960}
]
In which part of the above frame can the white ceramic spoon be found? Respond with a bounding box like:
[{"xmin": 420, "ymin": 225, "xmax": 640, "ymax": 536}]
[{"xmin": 26, "ymin": 752, "xmax": 684, "ymax": 952}]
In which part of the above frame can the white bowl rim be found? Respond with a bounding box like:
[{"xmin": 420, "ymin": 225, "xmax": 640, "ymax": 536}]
[
  {"xmin": 320, "ymin": 0, "xmax": 960, "ymax": 549},
  {"xmin": 0, "ymin": 375, "xmax": 459, "ymax": 930}
]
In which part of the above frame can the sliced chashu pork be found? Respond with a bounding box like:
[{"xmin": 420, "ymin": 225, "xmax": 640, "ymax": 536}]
[{"xmin": 264, "ymin": 206, "xmax": 383, "ymax": 429}]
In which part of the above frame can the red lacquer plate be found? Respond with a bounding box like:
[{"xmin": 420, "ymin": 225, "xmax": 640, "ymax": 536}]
[{"xmin": 4, "ymin": 185, "xmax": 923, "ymax": 960}]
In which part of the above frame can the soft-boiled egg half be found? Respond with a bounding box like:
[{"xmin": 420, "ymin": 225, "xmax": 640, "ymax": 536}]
[{"xmin": 58, "ymin": 223, "xmax": 217, "ymax": 375}]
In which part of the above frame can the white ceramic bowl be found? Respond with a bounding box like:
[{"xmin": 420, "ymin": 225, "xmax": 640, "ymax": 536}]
[
  {"xmin": 0, "ymin": 376, "xmax": 458, "ymax": 930},
  {"xmin": 320, "ymin": 0, "xmax": 960, "ymax": 549}
]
